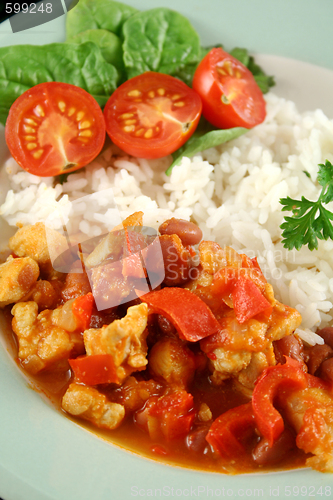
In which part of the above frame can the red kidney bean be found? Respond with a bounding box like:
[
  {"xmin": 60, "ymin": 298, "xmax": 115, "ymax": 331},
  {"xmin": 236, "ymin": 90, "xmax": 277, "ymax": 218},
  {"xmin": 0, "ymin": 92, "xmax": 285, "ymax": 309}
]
[
  {"xmin": 252, "ymin": 428, "xmax": 296, "ymax": 466},
  {"xmin": 159, "ymin": 218, "xmax": 202, "ymax": 246},
  {"xmin": 319, "ymin": 357, "xmax": 333, "ymax": 383},
  {"xmin": 316, "ymin": 327, "xmax": 333, "ymax": 349},
  {"xmin": 306, "ymin": 344, "xmax": 333, "ymax": 375},
  {"xmin": 157, "ymin": 314, "xmax": 177, "ymax": 337},
  {"xmin": 186, "ymin": 425, "xmax": 210, "ymax": 453},
  {"xmin": 273, "ymin": 335, "xmax": 305, "ymax": 365}
]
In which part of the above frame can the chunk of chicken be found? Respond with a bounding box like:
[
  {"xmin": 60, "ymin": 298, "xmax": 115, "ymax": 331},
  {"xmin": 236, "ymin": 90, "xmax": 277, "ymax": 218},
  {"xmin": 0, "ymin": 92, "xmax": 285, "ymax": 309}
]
[
  {"xmin": 200, "ymin": 310, "xmax": 270, "ymax": 384},
  {"xmin": 284, "ymin": 387, "xmax": 333, "ymax": 472},
  {"xmin": 9, "ymin": 223, "xmax": 67, "ymax": 278},
  {"xmin": 209, "ymin": 347, "xmax": 252, "ymax": 383},
  {"xmin": 0, "ymin": 256, "xmax": 39, "ymax": 307},
  {"xmin": 199, "ymin": 241, "xmax": 228, "ymax": 274},
  {"xmin": 235, "ymin": 343, "xmax": 276, "ymax": 395},
  {"xmin": 12, "ymin": 301, "xmax": 84, "ymax": 374},
  {"xmin": 21, "ymin": 279, "xmax": 60, "ymax": 310},
  {"xmin": 200, "ymin": 282, "xmax": 301, "ymax": 386},
  {"xmin": 62, "ymin": 383, "xmax": 125, "ymax": 430},
  {"xmin": 148, "ymin": 338, "xmax": 196, "ymax": 388},
  {"xmin": 266, "ymin": 301, "xmax": 302, "ymax": 341},
  {"xmin": 84, "ymin": 303, "xmax": 148, "ymax": 384}
]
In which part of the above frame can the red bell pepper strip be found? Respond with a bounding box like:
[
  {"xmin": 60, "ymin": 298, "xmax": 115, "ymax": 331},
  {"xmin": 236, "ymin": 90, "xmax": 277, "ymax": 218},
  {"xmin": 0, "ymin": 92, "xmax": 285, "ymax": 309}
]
[
  {"xmin": 252, "ymin": 357, "xmax": 308, "ymax": 447},
  {"xmin": 140, "ymin": 287, "xmax": 220, "ymax": 342},
  {"xmin": 206, "ymin": 402, "xmax": 255, "ymax": 457},
  {"xmin": 69, "ymin": 354, "xmax": 119, "ymax": 385},
  {"xmin": 232, "ymin": 276, "xmax": 272, "ymax": 324},
  {"xmin": 72, "ymin": 292, "xmax": 94, "ymax": 331}
]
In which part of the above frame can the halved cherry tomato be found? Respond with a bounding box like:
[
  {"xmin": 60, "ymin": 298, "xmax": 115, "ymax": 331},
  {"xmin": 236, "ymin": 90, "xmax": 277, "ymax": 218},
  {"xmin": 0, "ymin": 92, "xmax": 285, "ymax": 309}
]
[
  {"xmin": 103, "ymin": 72, "xmax": 202, "ymax": 159},
  {"xmin": 5, "ymin": 82, "xmax": 106, "ymax": 177},
  {"xmin": 192, "ymin": 48, "xmax": 266, "ymax": 129}
]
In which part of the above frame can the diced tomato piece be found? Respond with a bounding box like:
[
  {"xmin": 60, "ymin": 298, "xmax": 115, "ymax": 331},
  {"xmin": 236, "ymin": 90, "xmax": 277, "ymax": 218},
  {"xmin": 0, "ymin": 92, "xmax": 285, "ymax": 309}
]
[
  {"xmin": 150, "ymin": 390, "xmax": 194, "ymax": 416},
  {"xmin": 306, "ymin": 373, "xmax": 332, "ymax": 392},
  {"xmin": 69, "ymin": 354, "xmax": 119, "ymax": 385},
  {"xmin": 122, "ymin": 228, "xmax": 147, "ymax": 279},
  {"xmin": 206, "ymin": 402, "xmax": 255, "ymax": 458},
  {"xmin": 151, "ymin": 445, "xmax": 169, "ymax": 456},
  {"xmin": 211, "ymin": 258, "xmax": 266, "ymax": 302},
  {"xmin": 148, "ymin": 391, "xmax": 195, "ymax": 441},
  {"xmin": 211, "ymin": 266, "xmax": 239, "ymax": 296},
  {"xmin": 252, "ymin": 357, "xmax": 308, "ymax": 446},
  {"xmin": 232, "ymin": 277, "xmax": 272, "ymax": 324},
  {"xmin": 72, "ymin": 292, "xmax": 94, "ymax": 331},
  {"xmin": 140, "ymin": 287, "xmax": 220, "ymax": 342},
  {"xmin": 250, "ymin": 256, "xmax": 262, "ymax": 270}
]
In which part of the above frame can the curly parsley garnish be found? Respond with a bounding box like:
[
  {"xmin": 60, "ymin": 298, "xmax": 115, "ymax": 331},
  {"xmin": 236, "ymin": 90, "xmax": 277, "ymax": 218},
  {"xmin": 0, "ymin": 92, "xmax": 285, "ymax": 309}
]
[{"xmin": 280, "ymin": 160, "xmax": 333, "ymax": 251}]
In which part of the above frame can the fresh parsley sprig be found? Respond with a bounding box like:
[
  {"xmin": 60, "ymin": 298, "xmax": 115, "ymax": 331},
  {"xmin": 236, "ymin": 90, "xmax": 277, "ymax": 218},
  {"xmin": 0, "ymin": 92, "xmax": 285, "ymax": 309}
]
[{"xmin": 280, "ymin": 160, "xmax": 333, "ymax": 251}]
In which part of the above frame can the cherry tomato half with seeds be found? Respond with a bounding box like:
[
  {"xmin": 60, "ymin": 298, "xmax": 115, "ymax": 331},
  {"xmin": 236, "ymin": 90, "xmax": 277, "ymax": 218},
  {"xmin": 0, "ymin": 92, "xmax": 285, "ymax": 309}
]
[
  {"xmin": 5, "ymin": 82, "xmax": 106, "ymax": 177},
  {"xmin": 103, "ymin": 72, "xmax": 202, "ymax": 159},
  {"xmin": 192, "ymin": 48, "xmax": 266, "ymax": 129}
]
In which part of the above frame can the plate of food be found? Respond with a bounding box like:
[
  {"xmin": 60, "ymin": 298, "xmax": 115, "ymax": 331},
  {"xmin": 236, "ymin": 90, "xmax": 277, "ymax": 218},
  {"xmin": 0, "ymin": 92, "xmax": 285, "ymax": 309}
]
[{"xmin": 1, "ymin": 1, "xmax": 333, "ymax": 499}]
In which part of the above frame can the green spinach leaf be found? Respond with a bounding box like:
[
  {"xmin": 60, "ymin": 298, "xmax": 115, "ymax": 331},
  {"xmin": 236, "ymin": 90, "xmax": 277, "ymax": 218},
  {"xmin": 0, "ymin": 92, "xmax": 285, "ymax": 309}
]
[
  {"xmin": 67, "ymin": 29, "xmax": 124, "ymax": 68},
  {"xmin": 171, "ymin": 116, "xmax": 216, "ymax": 159},
  {"xmin": 0, "ymin": 42, "xmax": 118, "ymax": 125},
  {"xmin": 174, "ymin": 45, "xmax": 223, "ymax": 86},
  {"xmin": 230, "ymin": 47, "xmax": 275, "ymax": 94},
  {"xmin": 66, "ymin": 0, "xmax": 138, "ymax": 39},
  {"xmin": 166, "ymin": 126, "xmax": 247, "ymax": 175},
  {"xmin": 229, "ymin": 47, "xmax": 249, "ymax": 66},
  {"xmin": 122, "ymin": 8, "xmax": 201, "ymax": 80}
]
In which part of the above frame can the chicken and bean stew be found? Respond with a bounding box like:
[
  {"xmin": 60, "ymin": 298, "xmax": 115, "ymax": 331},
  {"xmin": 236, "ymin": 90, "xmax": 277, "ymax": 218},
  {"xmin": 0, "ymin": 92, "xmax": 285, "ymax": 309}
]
[{"xmin": 2, "ymin": 212, "xmax": 333, "ymax": 473}]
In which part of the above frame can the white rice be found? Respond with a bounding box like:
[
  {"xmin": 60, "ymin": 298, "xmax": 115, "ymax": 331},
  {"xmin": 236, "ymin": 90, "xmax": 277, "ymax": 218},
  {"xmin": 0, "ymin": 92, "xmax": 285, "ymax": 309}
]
[{"xmin": 1, "ymin": 91, "xmax": 333, "ymax": 343}]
